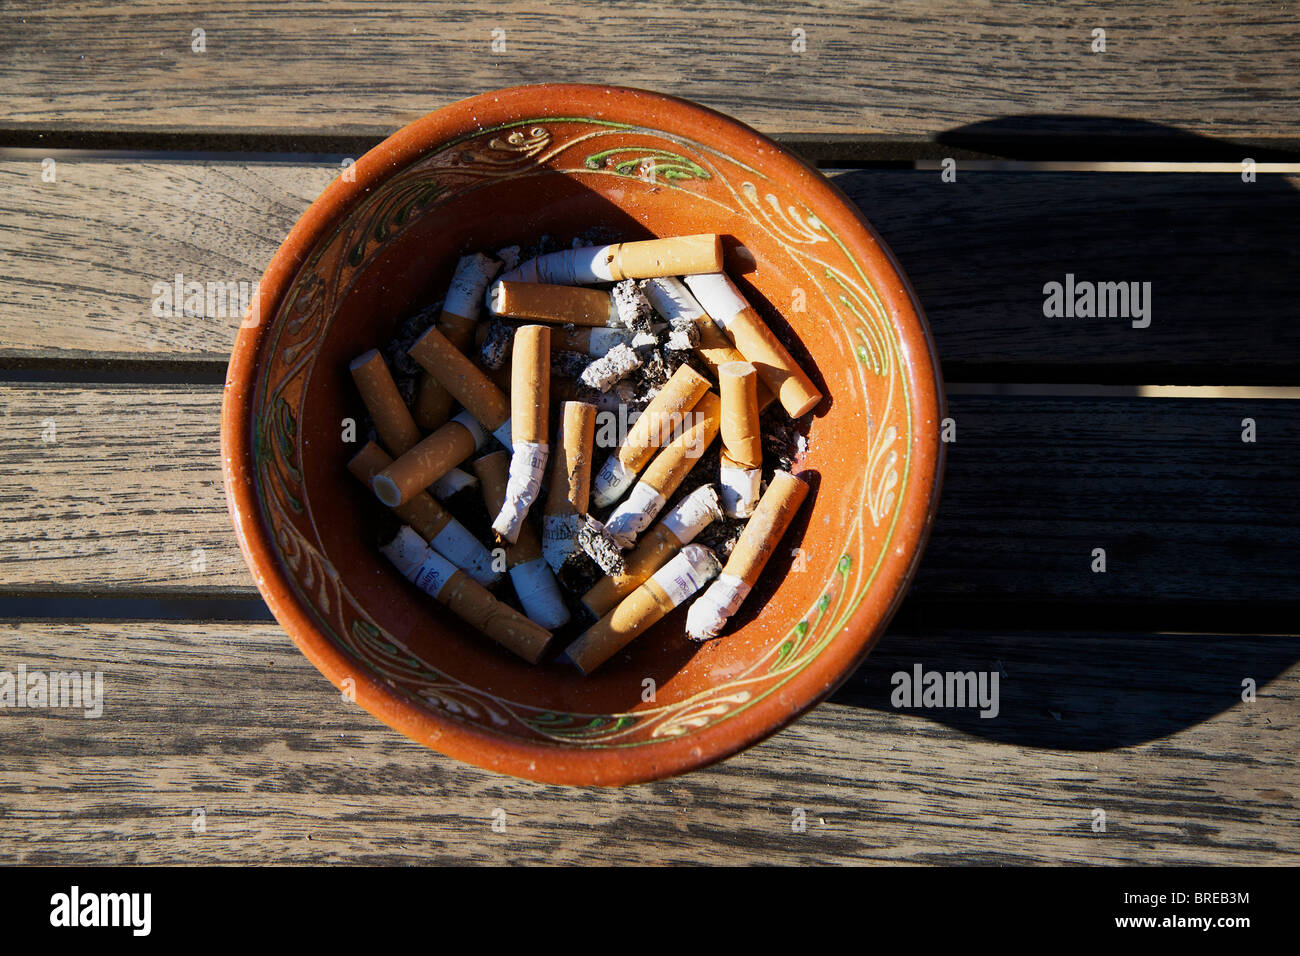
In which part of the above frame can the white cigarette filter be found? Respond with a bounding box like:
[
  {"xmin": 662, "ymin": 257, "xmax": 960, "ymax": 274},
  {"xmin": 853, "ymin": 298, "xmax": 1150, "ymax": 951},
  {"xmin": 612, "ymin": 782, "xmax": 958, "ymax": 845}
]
[
  {"xmin": 348, "ymin": 442, "xmax": 501, "ymax": 587},
  {"xmin": 685, "ymin": 470, "xmax": 810, "ymax": 642},
  {"xmin": 429, "ymin": 467, "xmax": 478, "ymax": 500},
  {"xmin": 682, "ymin": 272, "xmax": 823, "ymax": 418},
  {"xmin": 498, "ymin": 234, "xmax": 724, "ymax": 286},
  {"xmin": 719, "ymin": 454, "xmax": 763, "ymax": 519},
  {"xmin": 590, "ymin": 364, "xmax": 712, "ymax": 508},
  {"xmin": 491, "ymin": 325, "xmax": 550, "ymax": 544},
  {"xmin": 581, "ymin": 483, "xmax": 722, "ymax": 618},
  {"xmin": 380, "ymin": 525, "xmax": 553, "ymax": 664},
  {"xmin": 603, "ymin": 391, "xmax": 722, "ymax": 549},
  {"xmin": 564, "ymin": 543, "xmax": 721, "ymax": 675}
]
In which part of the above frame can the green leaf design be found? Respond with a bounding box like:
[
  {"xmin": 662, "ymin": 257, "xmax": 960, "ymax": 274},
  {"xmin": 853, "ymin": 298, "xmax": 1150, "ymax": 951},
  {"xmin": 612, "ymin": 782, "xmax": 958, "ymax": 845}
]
[{"xmin": 584, "ymin": 148, "xmax": 711, "ymax": 182}]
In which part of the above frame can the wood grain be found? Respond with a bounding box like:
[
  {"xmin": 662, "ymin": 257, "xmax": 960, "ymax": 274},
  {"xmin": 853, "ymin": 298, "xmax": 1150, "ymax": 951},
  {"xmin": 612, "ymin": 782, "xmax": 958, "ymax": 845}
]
[
  {"xmin": 3, "ymin": 158, "xmax": 1298, "ymax": 382},
  {"xmin": 2, "ymin": 385, "xmax": 1296, "ymax": 619},
  {"xmin": 1, "ymin": 1, "xmax": 1298, "ymax": 156},
  {"xmin": 0, "ymin": 621, "xmax": 1293, "ymax": 864}
]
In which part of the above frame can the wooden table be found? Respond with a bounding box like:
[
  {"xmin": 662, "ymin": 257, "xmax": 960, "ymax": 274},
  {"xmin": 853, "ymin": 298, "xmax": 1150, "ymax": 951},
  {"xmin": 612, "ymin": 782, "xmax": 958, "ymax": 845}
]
[{"xmin": 2, "ymin": 1, "xmax": 1297, "ymax": 865}]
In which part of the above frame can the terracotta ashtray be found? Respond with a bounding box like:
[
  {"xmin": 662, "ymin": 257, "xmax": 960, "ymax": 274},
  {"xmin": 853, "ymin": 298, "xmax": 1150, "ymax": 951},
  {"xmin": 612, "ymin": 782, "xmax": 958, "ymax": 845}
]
[{"xmin": 221, "ymin": 84, "xmax": 944, "ymax": 786}]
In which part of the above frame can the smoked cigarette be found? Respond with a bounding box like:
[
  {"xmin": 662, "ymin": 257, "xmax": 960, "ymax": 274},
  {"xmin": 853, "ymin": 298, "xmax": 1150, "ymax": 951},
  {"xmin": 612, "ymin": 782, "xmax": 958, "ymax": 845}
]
[
  {"xmin": 550, "ymin": 326, "xmax": 633, "ymax": 355},
  {"xmin": 590, "ymin": 364, "xmax": 712, "ymax": 508},
  {"xmin": 498, "ymin": 234, "xmax": 724, "ymax": 286},
  {"xmin": 373, "ymin": 410, "xmax": 489, "ymax": 507},
  {"xmin": 348, "ymin": 349, "xmax": 421, "ymax": 455},
  {"xmin": 381, "ymin": 526, "xmax": 552, "ymax": 664},
  {"xmin": 578, "ymin": 343, "xmax": 641, "ymax": 393},
  {"xmin": 603, "ymin": 391, "xmax": 722, "ymax": 548},
  {"xmin": 682, "ymin": 273, "xmax": 822, "ymax": 418},
  {"xmin": 488, "ymin": 281, "xmax": 617, "ymax": 327},
  {"xmin": 642, "ymin": 276, "xmax": 775, "ymax": 410},
  {"xmin": 348, "ymin": 442, "xmax": 499, "ymax": 586},
  {"xmin": 414, "ymin": 253, "xmax": 502, "ymax": 430},
  {"xmin": 490, "ymin": 325, "xmax": 550, "ymax": 544},
  {"xmin": 408, "ymin": 325, "xmax": 512, "ymax": 445},
  {"xmin": 582, "ymin": 483, "xmax": 721, "ymax": 618},
  {"xmin": 542, "ymin": 401, "xmax": 598, "ymax": 571},
  {"xmin": 718, "ymin": 361, "xmax": 763, "ymax": 518},
  {"xmin": 685, "ymin": 470, "xmax": 810, "ymax": 642},
  {"xmin": 475, "ymin": 451, "xmax": 570, "ymax": 630},
  {"xmin": 564, "ymin": 544, "xmax": 720, "ymax": 675}
]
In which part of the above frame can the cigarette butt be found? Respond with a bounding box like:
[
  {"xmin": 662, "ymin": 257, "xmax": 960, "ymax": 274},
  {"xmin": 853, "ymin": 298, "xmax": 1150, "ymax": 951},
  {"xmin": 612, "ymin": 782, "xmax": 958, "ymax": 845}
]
[
  {"xmin": 475, "ymin": 451, "xmax": 570, "ymax": 629},
  {"xmin": 411, "ymin": 254, "xmax": 501, "ymax": 431},
  {"xmin": 607, "ymin": 234, "xmax": 724, "ymax": 281},
  {"xmin": 695, "ymin": 314, "xmax": 776, "ymax": 411},
  {"xmin": 429, "ymin": 467, "xmax": 478, "ymax": 501},
  {"xmin": 541, "ymin": 401, "xmax": 597, "ymax": 571},
  {"xmin": 683, "ymin": 273, "xmax": 822, "ymax": 418},
  {"xmin": 685, "ymin": 471, "xmax": 810, "ymax": 641},
  {"xmin": 564, "ymin": 544, "xmax": 720, "ymax": 674},
  {"xmin": 719, "ymin": 361, "xmax": 762, "ymax": 469},
  {"xmin": 589, "ymin": 364, "xmax": 711, "ymax": 509},
  {"xmin": 408, "ymin": 325, "xmax": 510, "ymax": 431},
  {"xmin": 489, "ymin": 281, "xmax": 615, "ymax": 327},
  {"xmin": 548, "ymin": 326, "xmax": 632, "ymax": 355},
  {"xmin": 350, "ymin": 442, "xmax": 500, "ymax": 586},
  {"xmin": 604, "ymin": 392, "xmax": 721, "ymax": 548},
  {"xmin": 349, "ymin": 350, "xmax": 421, "ymax": 455},
  {"xmin": 510, "ymin": 326, "xmax": 550, "ymax": 445},
  {"xmin": 382, "ymin": 526, "xmax": 551, "ymax": 664},
  {"xmin": 582, "ymin": 484, "xmax": 721, "ymax": 618},
  {"xmin": 719, "ymin": 451, "xmax": 763, "ymax": 519},
  {"xmin": 374, "ymin": 410, "xmax": 487, "ymax": 507},
  {"xmin": 499, "ymin": 235, "xmax": 724, "ymax": 285}
]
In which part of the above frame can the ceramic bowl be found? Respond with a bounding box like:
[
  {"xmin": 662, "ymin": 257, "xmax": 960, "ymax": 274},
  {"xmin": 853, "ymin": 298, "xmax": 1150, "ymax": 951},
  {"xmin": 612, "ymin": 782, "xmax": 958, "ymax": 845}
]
[{"xmin": 221, "ymin": 84, "xmax": 944, "ymax": 786}]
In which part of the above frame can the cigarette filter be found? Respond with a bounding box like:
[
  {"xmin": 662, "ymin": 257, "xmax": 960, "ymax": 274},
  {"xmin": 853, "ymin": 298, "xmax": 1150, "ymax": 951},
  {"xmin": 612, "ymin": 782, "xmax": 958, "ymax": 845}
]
[
  {"xmin": 373, "ymin": 410, "xmax": 488, "ymax": 507},
  {"xmin": 603, "ymin": 392, "xmax": 721, "ymax": 548},
  {"xmin": 381, "ymin": 526, "xmax": 552, "ymax": 664},
  {"xmin": 542, "ymin": 401, "xmax": 597, "ymax": 571},
  {"xmin": 590, "ymin": 364, "xmax": 712, "ymax": 508},
  {"xmin": 718, "ymin": 361, "xmax": 763, "ymax": 517},
  {"xmin": 348, "ymin": 442, "xmax": 500, "ymax": 586},
  {"xmin": 348, "ymin": 349, "xmax": 421, "ymax": 455},
  {"xmin": 475, "ymin": 451, "xmax": 570, "ymax": 630},
  {"xmin": 564, "ymin": 544, "xmax": 720, "ymax": 674},
  {"xmin": 498, "ymin": 234, "xmax": 724, "ymax": 286},
  {"xmin": 490, "ymin": 325, "xmax": 550, "ymax": 544},
  {"xmin": 685, "ymin": 470, "xmax": 810, "ymax": 642},
  {"xmin": 414, "ymin": 253, "xmax": 502, "ymax": 430},
  {"xmin": 408, "ymin": 325, "xmax": 511, "ymax": 440},
  {"xmin": 581, "ymin": 483, "xmax": 721, "ymax": 618},
  {"xmin": 642, "ymin": 276, "xmax": 775, "ymax": 410},
  {"xmin": 682, "ymin": 272, "xmax": 822, "ymax": 418},
  {"xmin": 488, "ymin": 281, "xmax": 616, "ymax": 327}
]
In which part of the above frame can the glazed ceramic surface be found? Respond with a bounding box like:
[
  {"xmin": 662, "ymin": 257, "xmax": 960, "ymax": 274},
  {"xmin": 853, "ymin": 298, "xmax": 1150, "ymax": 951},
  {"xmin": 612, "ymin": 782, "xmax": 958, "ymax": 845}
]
[{"xmin": 222, "ymin": 84, "xmax": 944, "ymax": 786}]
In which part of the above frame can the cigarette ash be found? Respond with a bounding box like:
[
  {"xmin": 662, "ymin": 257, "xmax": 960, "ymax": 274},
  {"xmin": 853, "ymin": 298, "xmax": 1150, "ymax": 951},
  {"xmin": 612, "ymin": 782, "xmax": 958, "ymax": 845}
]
[
  {"xmin": 579, "ymin": 343, "xmax": 641, "ymax": 392},
  {"xmin": 575, "ymin": 515, "xmax": 626, "ymax": 577},
  {"xmin": 551, "ymin": 348, "xmax": 592, "ymax": 380},
  {"xmin": 478, "ymin": 317, "xmax": 514, "ymax": 371},
  {"xmin": 611, "ymin": 279, "xmax": 656, "ymax": 334}
]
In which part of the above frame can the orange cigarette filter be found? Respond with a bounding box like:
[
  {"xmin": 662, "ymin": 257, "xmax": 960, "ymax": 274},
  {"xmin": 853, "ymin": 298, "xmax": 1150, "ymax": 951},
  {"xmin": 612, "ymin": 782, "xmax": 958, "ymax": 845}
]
[
  {"xmin": 510, "ymin": 325, "xmax": 550, "ymax": 444},
  {"xmin": 373, "ymin": 412, "xmax": 486, "ymax": 507},
  {"xmin": 415, "ymin": 252, "xmax": 502, "ymax": 430},
  {"xmin": 545, "ymin": 401, "xmax": 598, "ymax": 517},
  {"xmin": 490, "ymin": 282, "xmax": 614, "ymax": 327},
  {"xmin": 348, "ymin": 442, "xmax": 451, "ymax": 541},
  {"xmin": 349, "ymin": 349, "xmax": 421, "ymax": 455},
  {"xmin": 408, "ymin": 326, "xmax": 510, "ymax": 431},
  {"xmin": 718, "ymin": 361, "xmax": 763, "ymax": 469}
]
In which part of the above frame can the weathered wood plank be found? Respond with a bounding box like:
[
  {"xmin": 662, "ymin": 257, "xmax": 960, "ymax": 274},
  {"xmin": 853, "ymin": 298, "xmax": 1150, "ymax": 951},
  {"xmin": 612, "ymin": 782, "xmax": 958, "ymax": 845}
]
[
  {"xmin": 2, "ymin": 386, "xmax": 1296, "ymax": 617},
  {"xmin": 0, "ymin": 622, "xmax": 1293, "ymax": 864},
  {"xmin": 3, "ymin": 158, "xmax": 1298, "ymax": 381},
  {"xmin": 1, "ymin": 1, "xmax": 1298, "ymax": 156}
]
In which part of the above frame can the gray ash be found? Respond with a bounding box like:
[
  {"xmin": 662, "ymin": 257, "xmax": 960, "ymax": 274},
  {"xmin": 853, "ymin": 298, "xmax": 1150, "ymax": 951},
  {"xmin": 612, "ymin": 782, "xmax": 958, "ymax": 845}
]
[
  {"xmin": 575, "ymin": 515, "xmax": 626, "ymax": 577},
  {"xmin": 760, "ymin": 405, "xmax": 812, "ymax": 473},
  {"xmin": 479, "ymin": 318, "xmax": 513, "ymax": 370},
  {"xmin": 694, "ymin": 516, "xmax": 746, "ymax": 562},
  {"xmin": 611, "ymin": 279, "xmax": 655, "ymax": 333},
  {"xmin": 552, "ymin": 348, "xmax": 593, "ymax": 380},
  {"xmin": 382, "ymin": 302, "xmax": 442, "ymax": 404}
]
